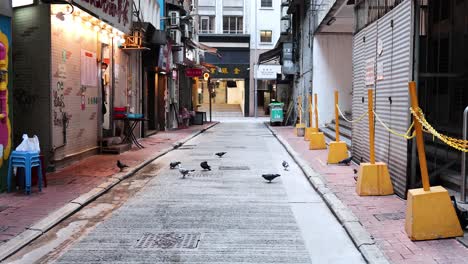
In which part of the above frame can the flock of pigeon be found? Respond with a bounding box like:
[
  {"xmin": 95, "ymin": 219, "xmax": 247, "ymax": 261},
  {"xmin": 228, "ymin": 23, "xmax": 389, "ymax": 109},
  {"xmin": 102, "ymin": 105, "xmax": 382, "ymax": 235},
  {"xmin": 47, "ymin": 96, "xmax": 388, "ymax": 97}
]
[
  {"xmin": 167, "ymin": 152, "xmax": 285, "ymax": 183},
  {"xmin": 116, "ymin": 153, "xmax": 356, "ymax": 183}
]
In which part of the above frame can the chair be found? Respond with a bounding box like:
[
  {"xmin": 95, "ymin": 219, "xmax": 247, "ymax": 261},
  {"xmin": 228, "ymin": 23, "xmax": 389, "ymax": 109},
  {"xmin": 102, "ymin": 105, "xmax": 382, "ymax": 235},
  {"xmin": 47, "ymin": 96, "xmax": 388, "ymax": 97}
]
[{"xmin": 7, "ymin": 151, "xmax": 43, "ymax": 194}]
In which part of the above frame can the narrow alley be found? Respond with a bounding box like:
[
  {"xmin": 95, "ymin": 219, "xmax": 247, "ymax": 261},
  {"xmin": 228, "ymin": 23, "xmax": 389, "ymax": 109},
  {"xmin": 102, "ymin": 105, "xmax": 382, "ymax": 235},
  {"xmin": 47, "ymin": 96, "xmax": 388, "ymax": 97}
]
[{"xmin": 4, "ymin": 122, "xmax": 364, "ymax": 264}]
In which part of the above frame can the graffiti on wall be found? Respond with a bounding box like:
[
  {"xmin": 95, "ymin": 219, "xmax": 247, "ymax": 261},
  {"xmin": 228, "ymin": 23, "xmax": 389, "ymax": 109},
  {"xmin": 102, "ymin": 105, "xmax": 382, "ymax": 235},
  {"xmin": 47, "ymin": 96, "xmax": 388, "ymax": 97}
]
[
  {"xmin": 53, "ymin": 80, "xmax": 71, "ymax": 127},
  {"xmin": 0, "ymin": 30, "xmax": 12, "ymax": 167}
]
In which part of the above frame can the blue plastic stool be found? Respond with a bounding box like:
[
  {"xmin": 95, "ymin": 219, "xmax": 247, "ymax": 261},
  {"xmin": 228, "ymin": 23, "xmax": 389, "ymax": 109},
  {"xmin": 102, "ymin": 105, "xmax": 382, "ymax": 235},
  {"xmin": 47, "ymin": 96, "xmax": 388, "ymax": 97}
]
[{"xmin": 7, "ymin": 151, "xmax": 42, "ymax": 194}]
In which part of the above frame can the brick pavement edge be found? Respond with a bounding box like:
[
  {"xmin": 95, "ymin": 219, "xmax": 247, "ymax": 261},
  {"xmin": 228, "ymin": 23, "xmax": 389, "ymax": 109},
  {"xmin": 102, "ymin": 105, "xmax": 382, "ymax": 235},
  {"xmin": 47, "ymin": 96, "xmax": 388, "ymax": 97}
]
[
  {"xmin": 0, "ymin": 122, "xmax": 218, "ymax": 262},
  {"xmin": 265, "ymin": 123, "xmax": 391, "ymax": 264}
]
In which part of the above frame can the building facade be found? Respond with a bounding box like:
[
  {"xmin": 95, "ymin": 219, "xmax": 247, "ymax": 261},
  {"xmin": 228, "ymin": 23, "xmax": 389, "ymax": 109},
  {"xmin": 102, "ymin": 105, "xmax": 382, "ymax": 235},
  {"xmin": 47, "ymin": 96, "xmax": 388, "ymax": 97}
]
[
  {"xmin": 196, "ymin": 0, "xmax": 281, "ymax": 117},
  {"xmin": 0, "ymin": 1, "xmax": 12, "ymax": 191}
]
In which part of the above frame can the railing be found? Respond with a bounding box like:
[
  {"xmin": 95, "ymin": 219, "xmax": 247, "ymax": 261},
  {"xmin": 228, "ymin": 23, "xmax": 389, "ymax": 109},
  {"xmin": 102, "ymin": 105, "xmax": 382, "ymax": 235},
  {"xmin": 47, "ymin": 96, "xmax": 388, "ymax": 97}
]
[{"xmin": 461, "ymin": 106, "xmax": 468, "ymax": 202}]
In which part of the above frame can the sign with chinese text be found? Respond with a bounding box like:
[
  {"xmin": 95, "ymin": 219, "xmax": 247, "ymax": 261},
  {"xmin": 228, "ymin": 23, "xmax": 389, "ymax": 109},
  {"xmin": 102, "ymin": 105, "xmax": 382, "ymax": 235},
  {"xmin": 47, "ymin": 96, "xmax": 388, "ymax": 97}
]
[
  {"xmin": 185, "ymin": 68, "xmax": 202, "ymax": 77},
  {"xmin": 73, "ymin": 0, "xmax": 133, "ymax": 33},
  {"xmin": 255, "ymin": 64, "xmax": 282, "ymax": 80},
  {"xmin": 208, "ymin": 64, "xmax": 249, "ymax": 79}
]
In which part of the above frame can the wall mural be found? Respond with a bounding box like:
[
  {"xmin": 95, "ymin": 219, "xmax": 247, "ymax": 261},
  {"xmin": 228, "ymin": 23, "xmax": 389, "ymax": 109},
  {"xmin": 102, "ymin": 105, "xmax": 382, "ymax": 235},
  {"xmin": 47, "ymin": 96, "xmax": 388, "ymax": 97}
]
[{"xmin": 0, "ymin": 29, "xmax": 12, "ymax": 167}]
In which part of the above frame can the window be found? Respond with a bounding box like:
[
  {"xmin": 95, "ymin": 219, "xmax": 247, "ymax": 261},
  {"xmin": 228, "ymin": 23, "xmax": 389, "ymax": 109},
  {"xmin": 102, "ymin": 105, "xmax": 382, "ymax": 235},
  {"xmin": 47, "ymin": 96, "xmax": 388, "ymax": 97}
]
[
  {"xmin": 199, "ymin": 16, "xmax": 215, "ymax": 34},
  {"xmin": 261, "ymin": 0, "xmax": 273, "ymax": 8},
  {"xmin": 223, "ymin": 16, "xmax": 243, "ymax": 34},
  {"xmin": 260, "ymin": 30, "xmax": 272, "ymax": 43}
]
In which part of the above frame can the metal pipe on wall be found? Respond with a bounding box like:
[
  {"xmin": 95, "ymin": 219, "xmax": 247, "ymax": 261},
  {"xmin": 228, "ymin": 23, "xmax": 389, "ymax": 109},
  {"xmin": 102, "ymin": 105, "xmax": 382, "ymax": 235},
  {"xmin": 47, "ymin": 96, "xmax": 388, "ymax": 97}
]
[{"xmin": 460, "ymin": 106, "xmax": 468, "ymax": 202}]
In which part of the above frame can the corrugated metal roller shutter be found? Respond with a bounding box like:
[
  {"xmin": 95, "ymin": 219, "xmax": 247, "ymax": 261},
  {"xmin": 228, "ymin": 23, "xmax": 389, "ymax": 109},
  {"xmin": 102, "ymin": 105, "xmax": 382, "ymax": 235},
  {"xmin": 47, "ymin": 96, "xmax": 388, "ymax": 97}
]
[
  {"xmin": 383, "ymin": 0, "xmax": 413, "ymax": 197},
  {"xmin": 351, "ymin": 0, "xmax": 413, "ymax": 198},
  {"xmin": 352, "ymin": 30, "xmax": 366, "ymax": 163}
]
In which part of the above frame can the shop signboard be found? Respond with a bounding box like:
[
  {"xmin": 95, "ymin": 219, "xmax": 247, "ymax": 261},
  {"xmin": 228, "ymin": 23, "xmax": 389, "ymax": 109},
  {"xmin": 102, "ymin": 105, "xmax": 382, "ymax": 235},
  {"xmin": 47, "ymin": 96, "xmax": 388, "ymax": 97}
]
[
  {"xmin": 185, "ymin": 68, "xmax": 202, "ymax": 77},
  {"xmin": 73, "ymin": 0, "xmax": 133, "ymax": 33},
  {"xmin": 254, "ymin": 64, "xmax": 282, "ymax": 80}
]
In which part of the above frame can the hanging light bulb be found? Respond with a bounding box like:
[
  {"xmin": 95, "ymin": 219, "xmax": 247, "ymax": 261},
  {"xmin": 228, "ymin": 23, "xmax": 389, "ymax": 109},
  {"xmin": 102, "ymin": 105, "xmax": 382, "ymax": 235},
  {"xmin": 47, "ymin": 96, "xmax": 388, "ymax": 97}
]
[
  {"xmin": 93, "ymin": 25, "xmax": 100, "ymax": 32},
  {"xmin": 85, "ymin": 21, "xmax": 92, "ymax": 28}
]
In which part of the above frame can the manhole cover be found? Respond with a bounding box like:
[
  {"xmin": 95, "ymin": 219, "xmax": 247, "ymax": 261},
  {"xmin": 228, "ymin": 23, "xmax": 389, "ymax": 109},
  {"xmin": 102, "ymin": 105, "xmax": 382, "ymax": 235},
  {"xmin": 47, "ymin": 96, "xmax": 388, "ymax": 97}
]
[
  {"xmin": 134, "ymin": 232, "xmax": 201, "ymax": 249},
  {"xmin": 219, "ymin": 166, "xmax": 250, "ymax": 170},
  {"xmin": 191, "ymin": 172, "xmax": 222, "ymax": 177},
  {"xmin": 0, "ymin": 226, "xmax": 8, "ymax": 233},
  {"xmin": 374, "ymin": 212, "xmax": 405, "ymax": 221}
]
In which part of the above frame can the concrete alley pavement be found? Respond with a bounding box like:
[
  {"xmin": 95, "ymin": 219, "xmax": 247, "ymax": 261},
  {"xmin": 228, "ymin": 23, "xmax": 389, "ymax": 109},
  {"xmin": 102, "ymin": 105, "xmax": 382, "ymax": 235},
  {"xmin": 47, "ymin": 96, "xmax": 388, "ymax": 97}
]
[{"xmin": 7, "ymin": 122, "xmax": 365, "ymax": 264}]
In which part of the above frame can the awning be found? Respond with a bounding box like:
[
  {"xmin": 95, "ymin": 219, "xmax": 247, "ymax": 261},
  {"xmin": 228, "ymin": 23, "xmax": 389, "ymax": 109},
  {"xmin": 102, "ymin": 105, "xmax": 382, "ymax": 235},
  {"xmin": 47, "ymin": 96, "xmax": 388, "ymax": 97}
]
[
  {"xmin": 185, "ymin": 39, "xmax": 222, "ymax": 58},
  {"xmin": 258, "ymin": 46, "xmax": 281, "ymax": 64}
]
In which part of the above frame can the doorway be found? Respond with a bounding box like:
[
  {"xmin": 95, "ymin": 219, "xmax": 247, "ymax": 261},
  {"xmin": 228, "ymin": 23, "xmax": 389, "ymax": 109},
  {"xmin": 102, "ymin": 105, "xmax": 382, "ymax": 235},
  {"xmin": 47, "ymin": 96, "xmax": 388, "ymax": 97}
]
[{"xmin": 101, "ymin": 44, "xmax": 112, "ymax": 138}]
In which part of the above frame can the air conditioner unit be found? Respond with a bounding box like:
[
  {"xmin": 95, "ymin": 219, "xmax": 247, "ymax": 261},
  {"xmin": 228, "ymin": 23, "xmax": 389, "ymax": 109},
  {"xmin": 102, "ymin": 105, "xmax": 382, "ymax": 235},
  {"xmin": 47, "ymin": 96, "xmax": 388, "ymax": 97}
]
[
  {"xmin": 168, "ymin": 11, "xmax": 180, "ymax": 26},
  {"xmin": 169, "ymin": 29, "xmax": 181, "ymax": 44}
]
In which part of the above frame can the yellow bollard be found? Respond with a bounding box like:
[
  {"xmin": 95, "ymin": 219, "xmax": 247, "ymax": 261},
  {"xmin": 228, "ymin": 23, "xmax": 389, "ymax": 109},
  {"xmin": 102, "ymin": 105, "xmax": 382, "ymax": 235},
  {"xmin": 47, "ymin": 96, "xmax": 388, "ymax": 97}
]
[
  {"xmin": 405, "ymin": 81, "xmax": 462, "ymax": 241},
  {"xmin": 309, "ymin": 93, "xmax": 326, "ymax": 150},
  {"xmin": 327, "ymin": 90, "xmax": 348, "ymax": 163},
  {"xmin": 295, "ymin": 96, "xmax": 306, "ymax": 136},
  {"xmin": 356, "ymin": 89, "xmax": 394, "ymax": 196},
  {"xmin": 305, "ymin": 94, "xmax": 318, "ymax": 141}
]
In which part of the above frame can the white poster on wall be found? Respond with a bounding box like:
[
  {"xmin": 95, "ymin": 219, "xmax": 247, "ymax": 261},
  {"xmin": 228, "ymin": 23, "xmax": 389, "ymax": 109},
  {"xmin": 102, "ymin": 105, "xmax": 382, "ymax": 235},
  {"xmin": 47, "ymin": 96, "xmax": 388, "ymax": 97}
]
[
  {"xmin": 255, "ymin": 64, "xmax": 282, "ymax": 80},
  {"xmin": 377, "ymin": 61, "xmax": 384, "ymax": 81},
  {"xmin": 365, "ymin": 58, "xmax": 375, "ymax": 86},
  {"xmin": 81, "ymin": 50, "xmax": 97, "ymax": 87}
]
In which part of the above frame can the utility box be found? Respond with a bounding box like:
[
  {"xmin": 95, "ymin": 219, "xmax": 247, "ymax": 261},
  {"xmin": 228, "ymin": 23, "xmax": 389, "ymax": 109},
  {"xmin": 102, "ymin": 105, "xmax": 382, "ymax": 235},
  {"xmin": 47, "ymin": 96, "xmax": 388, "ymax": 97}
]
[{"xmin": 269, "ymin": 102, "xmax": 284, "ymax": 125}]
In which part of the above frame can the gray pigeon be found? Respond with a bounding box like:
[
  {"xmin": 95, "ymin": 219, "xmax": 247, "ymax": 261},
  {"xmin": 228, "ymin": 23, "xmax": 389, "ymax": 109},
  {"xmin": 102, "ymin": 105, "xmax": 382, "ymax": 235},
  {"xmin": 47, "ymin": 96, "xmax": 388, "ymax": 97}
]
[
  {"xmin": 179, "ymin": 167, "xmax": 195, "ymax": 179},
  {"xmin": 117, "ymin": 160, "xmax": 128, "ymax": 171},
  {"xmin": 170, "ymin": 161, "xmax": 181, "ymax": 169},
  {"xmin": 200, "ymin": 161, "xmax": 211, "ymax": 171},
  {"xmin": 215, "ymin": 152, "xmax": 227, "ymax": 158},
  {"xmin": 338, "ymin": 156, "xmax": 353, "ymax": 166},
  {"xmin": 282, "ymin": 161, "xmax": 289, "ymax": 171},
  {"xmin": 262, "ymin": 174, "xmax": 281, "ymax": 183}
]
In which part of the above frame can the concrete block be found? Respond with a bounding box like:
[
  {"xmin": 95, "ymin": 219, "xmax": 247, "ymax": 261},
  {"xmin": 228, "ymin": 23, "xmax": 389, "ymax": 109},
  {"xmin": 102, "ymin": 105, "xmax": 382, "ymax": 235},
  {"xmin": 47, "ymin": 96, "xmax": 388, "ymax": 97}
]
[
  {"xmin": 71, "ymin": 187, "xmax": 106, "ymax": 205},
  {"xmin": 343, "ymin": 221, "xmax": 374, "ymax": 247},
  {"xmin": 0, "ymin": 229, "xmax": 42, "ymax": 261},
  {"xmin": 28, "ymin": 203, "xmax": 81, "ymax": 233},
  {"xmin": 359, "ymin": 244, "xmax": 391, "ymax": 264}
]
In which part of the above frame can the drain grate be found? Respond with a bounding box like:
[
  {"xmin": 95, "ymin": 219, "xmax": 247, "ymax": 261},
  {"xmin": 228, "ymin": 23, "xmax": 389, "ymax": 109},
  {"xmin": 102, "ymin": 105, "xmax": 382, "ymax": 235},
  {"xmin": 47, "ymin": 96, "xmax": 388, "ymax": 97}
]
[
  {"xmin": 374, "ymin": 212, "xmax": 405, "ymax": 221},
  {"xmin": 190, "ymin": 172, "xmax": 222, "ymax": 177},
  {"xmin": 219, "ymin": 166, "xmax": 250, "ymax": 171},
  {"xmin": 134, "ymin": 232, "xmax": 201, "ymax": 250}
]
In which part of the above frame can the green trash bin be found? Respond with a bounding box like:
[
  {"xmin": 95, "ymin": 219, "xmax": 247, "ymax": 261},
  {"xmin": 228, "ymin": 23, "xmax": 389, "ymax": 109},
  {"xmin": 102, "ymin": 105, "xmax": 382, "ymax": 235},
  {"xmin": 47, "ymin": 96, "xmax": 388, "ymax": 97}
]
[{"xmin": 269, "ymin": 102, "xmax": 284, "ymax": 125}]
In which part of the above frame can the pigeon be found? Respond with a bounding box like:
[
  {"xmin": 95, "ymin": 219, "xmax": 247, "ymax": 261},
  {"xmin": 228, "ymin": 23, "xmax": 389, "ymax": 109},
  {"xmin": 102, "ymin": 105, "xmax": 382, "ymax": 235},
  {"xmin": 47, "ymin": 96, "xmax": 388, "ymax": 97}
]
[
  {"xmin": 282, "ymin": 161, "xmax": 289, "ymax": 171},
  {"xmin": 338, "ymin": 156, "xmax": 353, "ymax": 166},
  {"xmin": 179, "ymin": 167, "xmax": 195, "ymax": 179},
  {"xmin": 262, "ymin": 174, "xmax": 281, "ymax": 183},
  {"xmin": 117, "ymin": 160, "xmax": 129, "ymax": 172},
  {"xmin": 353, "ymin": 169, "xmax": 358, "ymax": 181},
  {"xmin": 215, "ymin": 152, "xmax": 227, "ymax": 158},
  {"xmin": 170, "ymin": 161, "xmax": 181, "ymax": 169},
  {"xmin": 200, "ymin": 161, "xmax": 211, "ymax": 171}
]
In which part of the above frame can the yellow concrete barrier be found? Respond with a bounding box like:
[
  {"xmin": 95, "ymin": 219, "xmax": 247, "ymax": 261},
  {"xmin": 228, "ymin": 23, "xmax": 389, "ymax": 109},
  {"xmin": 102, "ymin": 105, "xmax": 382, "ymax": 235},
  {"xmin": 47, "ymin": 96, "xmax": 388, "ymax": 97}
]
[
  {"xmin": 304, "ymin": 127, "xmax": 319, "ymax": 141},
  {"xmin": 327, "ymin": 91, "xmax": 348, "ymax": 163},
  {"xmin": 309, "ymin": 132, "xmax": 327, "ymax": 150},
  {"xmin": 356, "ymin": 89, "xmax": 394, "ymax": 196},
  {"xmin": 405, "ymin": 81, "xmax": 462, "ymax": 240}
]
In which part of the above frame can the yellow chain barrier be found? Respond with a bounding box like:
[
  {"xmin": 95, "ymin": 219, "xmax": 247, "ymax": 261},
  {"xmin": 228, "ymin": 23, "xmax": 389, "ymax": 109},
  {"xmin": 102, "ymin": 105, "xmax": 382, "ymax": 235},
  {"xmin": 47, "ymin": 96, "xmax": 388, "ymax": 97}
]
[
  {"xmin": 373, "ymin": 110, "xmax": 416, "ymax": 139},
  {"xmin": 336, "ymin": 104, "xmax": 368, "ymax": 123},
  {"xmin": 410, "ymin": 107, "xmax": 468, "ymax": 152}
]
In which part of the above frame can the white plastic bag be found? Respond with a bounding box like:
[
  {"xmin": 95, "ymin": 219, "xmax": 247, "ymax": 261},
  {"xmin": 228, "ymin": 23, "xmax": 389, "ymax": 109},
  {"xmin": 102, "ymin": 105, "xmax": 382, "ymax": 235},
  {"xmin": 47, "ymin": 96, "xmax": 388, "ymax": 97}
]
[{"xmin": 15, "ymin": 134, "xmax": 40, "ymax": 152}]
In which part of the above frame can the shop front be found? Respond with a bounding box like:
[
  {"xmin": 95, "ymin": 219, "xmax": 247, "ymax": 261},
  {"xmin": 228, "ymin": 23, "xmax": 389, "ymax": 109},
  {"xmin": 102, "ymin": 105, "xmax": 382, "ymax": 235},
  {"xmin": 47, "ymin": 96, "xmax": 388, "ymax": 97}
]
[
  {"xmin": 0, "ymin": 1, "xmax": 12, "ymax": 191},
  {"xmin": 13, "ymin": 0, "xmax": 133, "ymax": 169}
]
